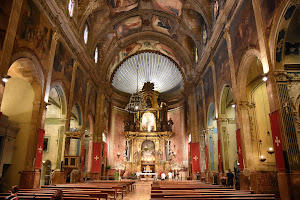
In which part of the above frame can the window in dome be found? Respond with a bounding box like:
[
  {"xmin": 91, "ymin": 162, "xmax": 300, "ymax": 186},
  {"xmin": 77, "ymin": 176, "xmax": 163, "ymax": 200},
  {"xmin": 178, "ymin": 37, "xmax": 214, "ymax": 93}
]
[
  {"xmin": 68, "ymin": 0, "xmax": 74, "ymax": 17},
  {"xmin": 84, "ymin": 25, "xmax": 88, "ymax": 44},
  {"xmin": 94, "ymin": 47, "xmax": 98, "ymax": 63}
]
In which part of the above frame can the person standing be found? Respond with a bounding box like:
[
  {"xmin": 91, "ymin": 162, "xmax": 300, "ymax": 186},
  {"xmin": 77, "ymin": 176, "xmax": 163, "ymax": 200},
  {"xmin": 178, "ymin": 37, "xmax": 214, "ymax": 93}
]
[
  {"xmin": 168, "ymin": 171, "xmax": 172, "ymax": 180},
  {"xmin": 226, "ymin": 169, "xmax": 234, "ymax": 186},
  {"xmin": 161, "ymin": 173, "xmax": 166, "ymax": 181}
]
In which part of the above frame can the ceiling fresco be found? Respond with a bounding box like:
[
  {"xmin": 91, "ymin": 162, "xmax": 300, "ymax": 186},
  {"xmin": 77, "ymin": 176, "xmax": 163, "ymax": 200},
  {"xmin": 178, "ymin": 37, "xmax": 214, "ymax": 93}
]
[
  {"xmin": 152, "ymin": 0, "xmax": 185, "ymax": 17},
  {"xmin": 108, "ymin": 0, "xmax": 139, "ymax": 16},
  {"xmin": 114, "ymin": 16, "xmax": 142, "ymax": 39}
]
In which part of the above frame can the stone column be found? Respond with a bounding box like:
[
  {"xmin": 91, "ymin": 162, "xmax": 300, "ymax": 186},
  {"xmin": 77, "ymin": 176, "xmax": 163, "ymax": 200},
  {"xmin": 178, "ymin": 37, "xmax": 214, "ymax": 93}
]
[
  {"xmin": 64, "ymin": 61, "xmax": 79, "ymax": 155},
  {"xmin": 43, "ymin": 32, "xmax": 60, "ymax": 104},
  {"xmin": 185, "ymin": 82, "xmax": 199, "ymax": 143},
  {"xmin": 185, "ymin": 82, "xmax": 199, "ymax": 179}
]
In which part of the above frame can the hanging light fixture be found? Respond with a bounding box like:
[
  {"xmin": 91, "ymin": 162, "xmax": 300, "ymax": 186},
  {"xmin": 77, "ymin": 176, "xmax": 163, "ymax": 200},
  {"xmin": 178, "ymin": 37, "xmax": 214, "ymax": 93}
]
[{"xmin": 125, "ymin": 8, "xmax": 147, "ymax": 113}]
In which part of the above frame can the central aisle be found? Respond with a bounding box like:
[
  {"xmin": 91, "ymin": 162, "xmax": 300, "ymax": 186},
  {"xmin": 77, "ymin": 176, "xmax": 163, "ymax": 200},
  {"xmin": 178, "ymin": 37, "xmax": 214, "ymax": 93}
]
[{"xmin": 121, "ymin": 181, "xmax": 152, "ymax": 200}]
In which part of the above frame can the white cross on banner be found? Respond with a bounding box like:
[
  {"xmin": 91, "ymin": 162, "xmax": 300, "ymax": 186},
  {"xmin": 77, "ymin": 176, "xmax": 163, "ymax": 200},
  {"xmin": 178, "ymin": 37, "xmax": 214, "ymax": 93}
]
[
  {"xmin": 274, "ymin": 136, "xmax": 281, "ymax": 147},
  {"xmin": 193, "ymin": 155, "xmax": 198, "ymax": 161},
  {"xmin": 94, "ymin": 155, "xmax": 99, "ymax": 160}
]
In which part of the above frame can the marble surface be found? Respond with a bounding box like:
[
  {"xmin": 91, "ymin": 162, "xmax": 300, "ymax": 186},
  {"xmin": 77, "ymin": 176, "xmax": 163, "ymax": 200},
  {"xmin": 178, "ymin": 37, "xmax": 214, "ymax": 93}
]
[{"xmin": 120, "ymin": 181, "xmax": 152, "ymax": 200}]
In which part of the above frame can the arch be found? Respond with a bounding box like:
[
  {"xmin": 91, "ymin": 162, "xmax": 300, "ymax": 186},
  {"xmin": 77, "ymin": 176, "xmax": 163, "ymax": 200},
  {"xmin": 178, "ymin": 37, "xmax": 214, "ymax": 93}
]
[
  {"xmin": 101, "ymin": 32, "xmax": 193, "ymax": 80},
  {"xmin": 269, "ymin": 0, "xmax": 299, "ymax": 69},
  {"xmin": 237, "ymin": 49, "xmax": 261, "ymax": 101},
  {"xmin": 71, "ymin": 102, "xmax": 83, "ymax": 128},
  {"xmin": 10, "ymin": 50, "xmax": 44, "ymax": 92},
  {"xmin": 49, "ymin": 82, "xmax": 68, "ymax": 116}
]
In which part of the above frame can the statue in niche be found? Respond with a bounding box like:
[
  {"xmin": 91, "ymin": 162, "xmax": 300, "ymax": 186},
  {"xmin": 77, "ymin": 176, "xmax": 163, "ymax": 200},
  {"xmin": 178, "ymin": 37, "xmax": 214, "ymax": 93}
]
[
  {"xmin": 134, "ymin": 151, "xmax": 138, "ymax": 162},
  {"xmin": 156, "ymin": 118, "xmax": 161, "ymax": 132},
  {"xmin": 146, "ymin": 97, "xmax": 152, "ymax": 108},
  {"xmin": 123, "ymin": 119, "xmax": 130, "ymax": 131},
  {"xmin": 135, "ymin": 118, "xmax": 140, "ymax": 131},
  {"xmin": 168, "ymin": 118, "xmax": 174, "ymax": 131},
  {"xmin": 160, "ymin": 102, "xmax": 168, "ymax": 131}
]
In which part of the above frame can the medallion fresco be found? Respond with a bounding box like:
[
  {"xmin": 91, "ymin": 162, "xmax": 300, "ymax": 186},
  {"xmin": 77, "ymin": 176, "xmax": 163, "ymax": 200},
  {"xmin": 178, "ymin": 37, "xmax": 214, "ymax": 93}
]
[
  {"xmin": 114, "ymin": 16, "xmax": 142, "ymax": 39},
  {"xmin": 108, "ymin": 0, "xmax": 139, "ymax": 16},
  {"xmin": 152, "ymin": 0, "xmax": 184, "ymax": 17},
  {"xmin": 152, "ymin": 16, "xmax": 178, "ymax": 36}
]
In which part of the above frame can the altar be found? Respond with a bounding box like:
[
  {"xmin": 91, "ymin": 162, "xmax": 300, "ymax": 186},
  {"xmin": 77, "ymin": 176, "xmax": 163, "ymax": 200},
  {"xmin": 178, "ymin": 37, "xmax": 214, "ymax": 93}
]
[
  {"xmin": 122, "ymin": 82, "xmax": 175, "ymax": 176},
  {"xmin": 136, "ymin": 172, "xmax": 158, "ymax": 180}
]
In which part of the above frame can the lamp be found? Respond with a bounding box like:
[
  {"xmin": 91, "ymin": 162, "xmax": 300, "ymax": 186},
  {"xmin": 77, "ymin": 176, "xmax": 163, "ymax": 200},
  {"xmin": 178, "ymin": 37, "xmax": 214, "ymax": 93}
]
[
  {"xmin": 259, "ymin": 155, "xmax": 266, "ymax": 162},
  {"xmin": 117, "ymin": 152, "xmax": 121, "ymax": 159},
  {"xmin": 2, "ymin": 75, "xmax": 11, "ymax": 83},
  {"xmin": 125, "ymin": 61, "xmax": 147, "ymax": 113},
  {"xmin": 267, "ymin": 147, "xmax": 274, "ymax": 154}
]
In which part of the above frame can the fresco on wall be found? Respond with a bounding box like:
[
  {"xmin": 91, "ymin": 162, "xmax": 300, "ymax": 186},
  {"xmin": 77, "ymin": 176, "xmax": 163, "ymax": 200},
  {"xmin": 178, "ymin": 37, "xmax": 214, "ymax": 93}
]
[
  {"xmin": 74, "ymin": 67, "xmax": 87, "ymax": 102},
  {"xmin": 152, "ymin": 0, "xmax": 184, "ymax": 17},
  {"xmin": 154, "ymin": 43, "xmax": 180, "ymax": 65},
  {"xmin": 115, "ymin": 16, "xmax": 142, "ymax": 39},
  {"xmin": 203, "ymin": 67, "xmax": 214, "ymax": 104},
  {"xmin": 152, "ymin": 16, "xmax": 178, "ymax": 36},
  {"xmin": 196, "ymin": 84, "xmax": 203, "ymax": 129},
  {"xmin": 214, "ymin": 39, "xmax": 230, "ymax": 93},
  {"xmin": 88, "ymin": 86, "xmax": 97, "ymax": 117},
  {"xmin": 229, "ymin": 0, "xmax": 258, "ymax": 76},
  {"xmin": 0, "ymin": 0, "xmax": 13, "ymax": 50},
  {"xmin": 53, "ymin": 42, "xmax": 74, "ymax": 82},
  {"xmin": 108, "ymin": 0, "xmax": 139, "ymax": 16},
  {"xmin": 16, "ymin": 0, "xmax": 52, "ymax": 66},
  {"xmin": 259, "ymin": 0, "xmax": 283, "ymax": 31}
]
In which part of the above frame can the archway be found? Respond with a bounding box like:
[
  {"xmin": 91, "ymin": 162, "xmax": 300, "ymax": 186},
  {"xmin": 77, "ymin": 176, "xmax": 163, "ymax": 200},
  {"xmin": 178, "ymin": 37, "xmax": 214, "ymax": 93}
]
[
  {"xmin": 219, "ymin": 85, "xmax": 238, "ymax": 172},
  {"xmin": 246, "ymin": 57, "xmax": 275, "ymax": 171},
  {"xmin": 206, "ymin": 102, "xmax": 218, "ymax": 173},
  {"xmin": 41, "ymin": 160, "xmax": 51, "ymax": 185},
  {"xmin": 0, "ymin": 57, "xmax": 43, "ymax": 190},
  {"xmin": 41, "ymin": 85, "xmax": 67, "ymax": 185}
]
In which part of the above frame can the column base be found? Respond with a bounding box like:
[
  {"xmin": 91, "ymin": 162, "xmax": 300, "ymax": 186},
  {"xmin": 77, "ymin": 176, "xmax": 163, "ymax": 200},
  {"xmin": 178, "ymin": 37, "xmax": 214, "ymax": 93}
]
[
  {"xmin": 52, "ymin": 171, "xmax": 67, "ymax": 185},
  {"xmin": 19, "ymin": 170, "xmax": 40, "ymax": 189},
  {"xmin": 277, "ymin": 172, "xmax": 300, "ymax": 200},
  {"xmin": 240, "ymin": 171, "xmax": 279, "ymax": 198}
]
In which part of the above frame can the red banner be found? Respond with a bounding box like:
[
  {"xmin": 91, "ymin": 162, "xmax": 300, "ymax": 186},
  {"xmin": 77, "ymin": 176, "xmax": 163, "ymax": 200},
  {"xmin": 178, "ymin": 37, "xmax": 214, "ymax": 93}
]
[
  {"xmin": 103, "ymin": 142, "xmax": 107, "ymax": 158},
  {"xmin": 218, "ymin": 139, "xmax": 222, "ymax": 172},
  {"xmin": 81, "ymin": 145, "xmax": 85, "ymax": 171},
  {"xmin": 269, "ymin": 110, "xmax": 286, "ymax": 171},
  {"xmin": 34, "ymin": 129, "xmax": 45, "ymax": 169},
  {"xmin": 188, "ymin": 143, "xmax": 191, "ymax": 158},
  {"xmin": 236, "ymin": 129, "xmax": 244, "ymax": 170},
  {"xmin": 92, "ymin": 143, "xmax": 101, "ymax": 173},
  {"xmin": 205, "ymin": 146, "xmax": 208, "ymax": 171},
  {"xmin": 191, "ymin": 143, "xmax": 200, "ymax": 173}
]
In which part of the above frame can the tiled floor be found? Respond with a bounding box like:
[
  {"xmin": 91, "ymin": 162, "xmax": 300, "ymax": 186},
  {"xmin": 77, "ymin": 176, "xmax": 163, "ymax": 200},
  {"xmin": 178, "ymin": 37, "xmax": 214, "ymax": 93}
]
[{"xmin": 121, "ymin": 181, "xmax": 152, "ymax": 200}]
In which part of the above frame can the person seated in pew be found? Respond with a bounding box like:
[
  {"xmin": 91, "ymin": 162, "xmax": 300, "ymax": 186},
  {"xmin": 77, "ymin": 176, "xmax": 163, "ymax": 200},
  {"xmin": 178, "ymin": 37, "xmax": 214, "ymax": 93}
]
[
  {"xmin": 5, "ymin": 185, "xmax": 18, "ymax": 200},
  {"xmin": 51, "ymin": 189, "xmax": 64, "ymax": 200}
]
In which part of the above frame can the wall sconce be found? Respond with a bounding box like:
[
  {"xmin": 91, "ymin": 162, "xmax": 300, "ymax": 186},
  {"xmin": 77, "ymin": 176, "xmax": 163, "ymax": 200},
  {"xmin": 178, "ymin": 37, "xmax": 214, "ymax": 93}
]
[
  {"xmin": 267, "ymin": 147, "xmax": 274, "ymax": 154},
  {"xmin": 261, "ymin": 73, "xmax": 269, "ymax": 82},
  {"xmin": 117, "ymin": 152, "xmax": 121, "ymax": 158},
  {"xmin": 45, "ymin": 102, "xmax": 51, "ymax": 109},
  {"xmin": 2, "ymin": 75, "xmax": 11, "ymax": 83},
  {"xmin": 259, "ymin": 155, "xmax": 266, "ymax": 162}
]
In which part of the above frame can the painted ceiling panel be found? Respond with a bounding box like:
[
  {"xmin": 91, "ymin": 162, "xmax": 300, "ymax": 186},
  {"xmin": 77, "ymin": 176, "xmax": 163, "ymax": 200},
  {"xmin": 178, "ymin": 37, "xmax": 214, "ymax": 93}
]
[{"xmin": 112, "ymin": 52, "xmax": 184, "ymax": 94}]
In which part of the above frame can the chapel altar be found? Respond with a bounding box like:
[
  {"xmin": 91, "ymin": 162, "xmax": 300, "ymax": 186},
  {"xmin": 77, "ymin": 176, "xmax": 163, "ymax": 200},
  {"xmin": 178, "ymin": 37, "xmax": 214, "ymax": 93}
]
[{"xmin": 122, "ymin": 82, "xmax": 175, "ymax": 176}]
